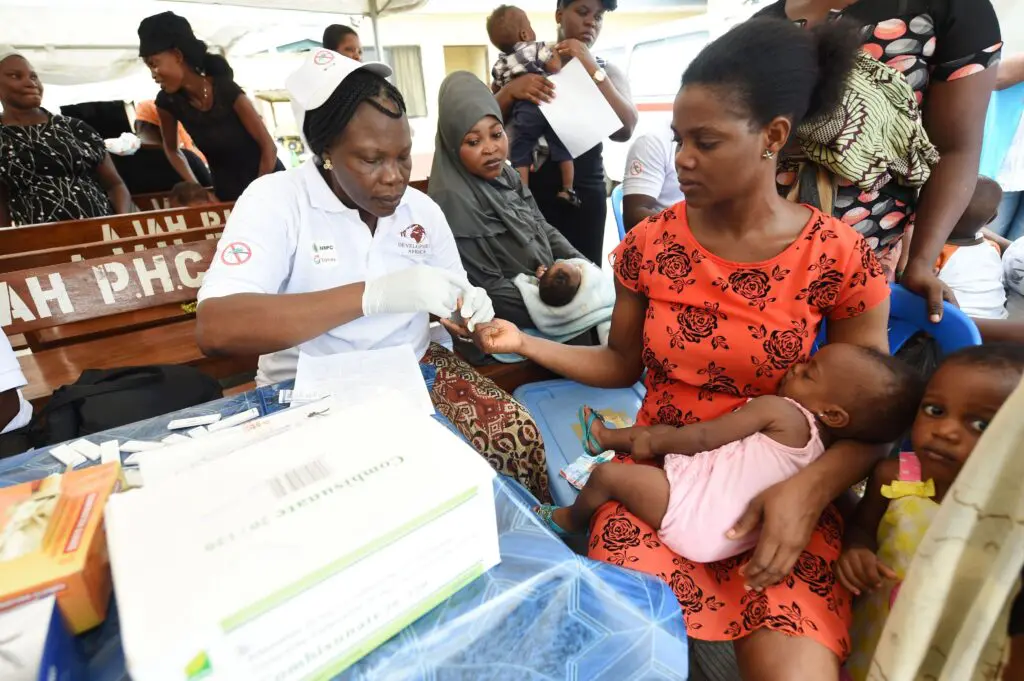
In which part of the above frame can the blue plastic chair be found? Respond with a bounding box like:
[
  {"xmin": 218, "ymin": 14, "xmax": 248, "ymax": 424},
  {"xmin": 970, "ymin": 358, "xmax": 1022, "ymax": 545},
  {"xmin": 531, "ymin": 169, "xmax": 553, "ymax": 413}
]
[
  {"xmin": 813, "ymin": 283, "xmax": 982, "ymax": 355},
  {"xmin": 611, "ymin": 184, "xmax": 626, "ymax": 242}
]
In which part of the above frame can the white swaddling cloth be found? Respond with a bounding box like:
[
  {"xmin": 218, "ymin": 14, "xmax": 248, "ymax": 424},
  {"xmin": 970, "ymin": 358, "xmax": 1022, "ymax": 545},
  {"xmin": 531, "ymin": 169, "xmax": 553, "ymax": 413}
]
[{"xmin": 513, "ymin": 258, "xmax": 615, "ymax": 341}]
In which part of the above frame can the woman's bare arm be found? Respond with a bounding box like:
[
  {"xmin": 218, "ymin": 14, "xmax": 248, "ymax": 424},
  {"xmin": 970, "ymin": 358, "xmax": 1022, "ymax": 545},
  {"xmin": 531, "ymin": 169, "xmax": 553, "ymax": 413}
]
[
  {"xmin": 158, "ymin": 108, "xmax": 199, "ymax": 184},
  {"xmin": 196, "ymin": 285, "xmax": 366, "ymax": 357},
  {"xmin": 234, "ymin": 95, "xmax": 279, "ymax": 176}
]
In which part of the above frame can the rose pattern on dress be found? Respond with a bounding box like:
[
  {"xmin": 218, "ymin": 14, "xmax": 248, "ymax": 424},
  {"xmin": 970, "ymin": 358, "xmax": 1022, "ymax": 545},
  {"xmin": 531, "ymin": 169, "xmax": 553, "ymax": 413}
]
[
  {"xmin": 798, "ymin": 268, "xmax": 844, "ymax": 311},
  {"xmin": 605, "ymin": 203, "xmax": 888, "ymax": 658}
]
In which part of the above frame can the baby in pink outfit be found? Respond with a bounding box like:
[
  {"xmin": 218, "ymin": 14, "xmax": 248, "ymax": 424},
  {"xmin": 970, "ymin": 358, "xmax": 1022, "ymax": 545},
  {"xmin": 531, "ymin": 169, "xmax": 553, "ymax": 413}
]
[{"xmin": 538, "ymin": 344, "xmax": 924, "ymax": 563}]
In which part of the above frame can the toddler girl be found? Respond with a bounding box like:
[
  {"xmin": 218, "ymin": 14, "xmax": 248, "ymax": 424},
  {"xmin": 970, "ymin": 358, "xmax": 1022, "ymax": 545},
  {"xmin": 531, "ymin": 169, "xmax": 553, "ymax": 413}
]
[
  {"xmin": 535, "ymin": 343, "xmax": 923, "ymax": 563},
  {"xmin": 840, "ymin": 343, "xmax": 1024, "ymax": 681}
]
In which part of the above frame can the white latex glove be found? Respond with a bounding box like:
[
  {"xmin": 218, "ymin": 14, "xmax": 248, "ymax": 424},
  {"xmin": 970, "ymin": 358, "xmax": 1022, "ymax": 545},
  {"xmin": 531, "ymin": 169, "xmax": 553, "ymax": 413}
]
[
  {"xmin": 362, "ymin": 265, "xmax": 470, "ymax": 319},
  {"xmin": 459, "ymin": 285, "xmax": 495, "ymax": 332}
]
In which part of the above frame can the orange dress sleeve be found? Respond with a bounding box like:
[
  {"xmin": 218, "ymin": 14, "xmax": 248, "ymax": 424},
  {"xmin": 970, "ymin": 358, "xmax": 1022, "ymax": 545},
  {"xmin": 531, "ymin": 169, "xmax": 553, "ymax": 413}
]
[
  {"xmin": 828, "ymin": 221, "xmax": 891, "ymax": 321},
  {"xmin": 609, "ymin": 215, "xmax": 652, "ymax": 295}
]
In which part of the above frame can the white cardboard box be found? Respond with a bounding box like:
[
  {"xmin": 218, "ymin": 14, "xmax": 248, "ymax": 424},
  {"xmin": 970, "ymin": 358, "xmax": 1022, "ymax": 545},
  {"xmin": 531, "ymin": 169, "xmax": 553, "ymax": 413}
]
[{"xmin": 105, "ymin": 403, "xmax": 499, "ymax": 681}]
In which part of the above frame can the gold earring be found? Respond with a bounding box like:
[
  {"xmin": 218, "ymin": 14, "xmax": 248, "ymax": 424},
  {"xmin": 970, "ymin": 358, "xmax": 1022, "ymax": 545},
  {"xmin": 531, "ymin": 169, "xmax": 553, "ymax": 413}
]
[
  {"xmin": 322, "ymin": 156, "xmax": 334, "ymax": 170},
  {"xmin": 762, "ymin": 149, "xmax": 776, "ymax": 160}
]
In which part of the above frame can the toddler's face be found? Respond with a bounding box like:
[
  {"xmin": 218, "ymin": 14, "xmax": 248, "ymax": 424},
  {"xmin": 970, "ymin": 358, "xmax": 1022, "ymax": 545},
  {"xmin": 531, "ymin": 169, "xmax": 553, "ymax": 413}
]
[{"xmin": 910, "ymin": 363, "xmax": 1018, "ymax": 473}]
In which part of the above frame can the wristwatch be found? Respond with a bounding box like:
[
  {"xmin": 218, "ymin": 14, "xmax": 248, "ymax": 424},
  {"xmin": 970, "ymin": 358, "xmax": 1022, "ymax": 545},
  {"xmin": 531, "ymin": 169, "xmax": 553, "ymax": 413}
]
[{"xmin": 592, "ymin": 67, "xmax": 607, "ymax": 84}]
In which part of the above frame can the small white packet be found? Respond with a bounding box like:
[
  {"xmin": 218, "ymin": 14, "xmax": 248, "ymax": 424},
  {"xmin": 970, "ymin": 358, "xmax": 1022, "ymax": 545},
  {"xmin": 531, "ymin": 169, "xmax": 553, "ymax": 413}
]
[
  {"xmin": 120, "ymin": 441, "xmax": 164, "ymax": 454},
  {"xmin": 68, "ymin": 439, "xmax": 102, "ymax": 462},
  {"xmin": 207, "ymin": 408, "xmax": 260, "ymax": 433},
  {"xmin": 162, "ymin": 433, "xmax": 192, "ymax": 445},
  {"xmin": 187, "ymin": 426, "xmax": 209, "ymax": 439},
  {"xmin": 167, "ymin": 414, "xmax": 222, "ymax": 431},
  {"xmin": 50, "ymin": 444, "xmax": 86, "ymax": 469},
  {"xmin": 100, "ymin": 441, "xmax": 121, "ymax": 465}
]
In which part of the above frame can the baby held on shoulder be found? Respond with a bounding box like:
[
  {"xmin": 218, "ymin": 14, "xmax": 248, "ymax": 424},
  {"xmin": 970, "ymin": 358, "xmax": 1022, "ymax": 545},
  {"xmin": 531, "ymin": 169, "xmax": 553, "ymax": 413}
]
[{"xmin": 536, "ymin": 343, "xmax": 925, "ymax": 564}]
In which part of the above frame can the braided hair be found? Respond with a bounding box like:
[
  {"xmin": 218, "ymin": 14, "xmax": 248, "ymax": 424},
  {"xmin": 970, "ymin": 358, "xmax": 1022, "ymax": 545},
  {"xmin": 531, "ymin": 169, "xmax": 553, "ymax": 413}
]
[{"xmin": 303, "ymin": 70, "xmax": 406, "ymax": 159}]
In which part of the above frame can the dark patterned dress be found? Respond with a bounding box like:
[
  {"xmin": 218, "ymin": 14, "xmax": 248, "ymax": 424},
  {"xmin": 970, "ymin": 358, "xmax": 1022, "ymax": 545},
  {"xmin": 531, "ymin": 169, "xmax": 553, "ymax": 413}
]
[
  {"xmin": 757, "ymin": 0, "xmax": 1003, "ymax": 274},
  {"xmin": 0, "ymin": 111, "xmax": 113, "ymax": 226},
  {"xmin": 592, "ymin": 203, "xmax": 889, "ymax": 657}
]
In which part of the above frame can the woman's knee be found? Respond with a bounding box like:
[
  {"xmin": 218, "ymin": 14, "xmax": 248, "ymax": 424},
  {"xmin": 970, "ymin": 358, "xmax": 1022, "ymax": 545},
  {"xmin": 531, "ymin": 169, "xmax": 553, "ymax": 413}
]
[{"xmin": 734, "ymin": 629, "xmax": 839, "ymax": 681}]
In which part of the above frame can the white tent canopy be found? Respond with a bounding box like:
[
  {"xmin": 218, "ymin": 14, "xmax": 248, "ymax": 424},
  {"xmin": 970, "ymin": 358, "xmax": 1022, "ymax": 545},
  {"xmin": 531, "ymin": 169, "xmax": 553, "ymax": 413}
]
[{"xmin": 0, "ymin": 0, "xmax": 426, "ymax": 85}]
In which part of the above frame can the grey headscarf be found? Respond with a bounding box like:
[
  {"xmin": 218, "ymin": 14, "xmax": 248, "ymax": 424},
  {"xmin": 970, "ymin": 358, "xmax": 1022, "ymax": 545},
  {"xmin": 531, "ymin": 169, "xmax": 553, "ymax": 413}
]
[{"xmin": 428, "ymin": 71, "xmax": 541, "ymax": 247}]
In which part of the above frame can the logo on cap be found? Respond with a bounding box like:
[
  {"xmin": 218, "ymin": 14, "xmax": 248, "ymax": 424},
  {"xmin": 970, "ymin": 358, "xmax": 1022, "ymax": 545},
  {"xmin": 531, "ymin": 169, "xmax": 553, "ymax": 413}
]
[{"xmin": 313, "ymin": 50, "xmax": 335, "ymax": 66}]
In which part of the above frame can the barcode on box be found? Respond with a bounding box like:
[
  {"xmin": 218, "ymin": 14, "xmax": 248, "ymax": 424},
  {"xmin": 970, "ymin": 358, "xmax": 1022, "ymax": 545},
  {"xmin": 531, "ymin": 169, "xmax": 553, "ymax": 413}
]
[{"xmin": 268, "ymin": 459, "xmax": 331, "ymax": 499}]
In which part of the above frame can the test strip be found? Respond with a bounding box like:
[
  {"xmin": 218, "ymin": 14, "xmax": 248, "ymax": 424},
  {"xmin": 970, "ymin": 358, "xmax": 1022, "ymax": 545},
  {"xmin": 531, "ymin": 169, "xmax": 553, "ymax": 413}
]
[
  {"xmin": 99, "ymin": 441, "xmax": 121, "ymax": 465},
  {"xmin": 120, "ymin": 440, "xmax": 165, "ymax": 454},
  {"xmin": 161, "ymin": 433, "xmax": 192, "ymax": 445},
  {"xmin": 167, "ymin": 414, "xmax": 223, "ymax": 430},
  {"xmin": 187, "ymin": 426, "xmax": 209, "ymax": 438},
  {"xmin": 50, "ymin": 444, "xmax": 86, "ymax": 469},
  {"xmin": 207, "ymin": 408, "xmax": 260, "ymax": 433},
  {"xmin": 68, "ymin": 439, "xmax": 102, "ymax": 462}
]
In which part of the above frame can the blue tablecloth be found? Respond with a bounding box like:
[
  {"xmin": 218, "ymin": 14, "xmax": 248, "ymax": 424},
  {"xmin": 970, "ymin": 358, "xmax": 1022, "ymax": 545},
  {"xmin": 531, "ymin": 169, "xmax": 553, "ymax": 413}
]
[{"xmin": 0, "ymin": 370, "xmax": 688, "ymax": 680}]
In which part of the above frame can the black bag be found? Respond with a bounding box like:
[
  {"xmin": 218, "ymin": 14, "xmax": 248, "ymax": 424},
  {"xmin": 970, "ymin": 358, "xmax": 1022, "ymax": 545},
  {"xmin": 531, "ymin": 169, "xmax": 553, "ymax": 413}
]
[{"xmin": 28, "ymin": 365, "xmax": 222, "ymax": 447}]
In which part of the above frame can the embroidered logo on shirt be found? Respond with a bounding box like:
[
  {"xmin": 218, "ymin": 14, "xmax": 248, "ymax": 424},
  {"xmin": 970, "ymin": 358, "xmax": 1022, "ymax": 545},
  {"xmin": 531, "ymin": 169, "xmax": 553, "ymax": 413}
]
[
  {"xmin": 220, "ymin": 242, "xmax": 252, "ymax": 266},
  {"xmin": 629, "ymin": 160, "xmax": 644, "ymax": 177},
  {"xmin": 399, "ymin": 224, "xmax": 429, "ymax": 257},
  {"xmin": 311, "ymin": 240, "xmax": 338, "ymax": 267}
]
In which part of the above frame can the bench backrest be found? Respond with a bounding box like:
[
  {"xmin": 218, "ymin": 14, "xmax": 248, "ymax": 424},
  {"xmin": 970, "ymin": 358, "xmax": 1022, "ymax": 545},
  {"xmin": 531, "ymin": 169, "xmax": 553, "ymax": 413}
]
[
  {"xmin": 0, "ymin": 204, "xmax": 232, "ymax": 256},
  {"xmin": 0, "ymin": 239, "xmax": 216, "ymax": 335},
  {"xmin": 0, "ymin": 225, "xmax": 224, "ymax": 274},
  {"xmin": 131, "ymin": 188, "xmax": 214, "ymax": 211}
]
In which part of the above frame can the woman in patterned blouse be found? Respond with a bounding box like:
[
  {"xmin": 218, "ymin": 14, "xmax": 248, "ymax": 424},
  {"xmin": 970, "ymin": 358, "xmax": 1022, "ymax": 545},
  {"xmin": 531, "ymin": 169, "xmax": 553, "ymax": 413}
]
[
  {"xmin": 755, "ymin": 0, "xmax": 1003, "ymax": 326},
  {"xmin": 0, "ymin": 54, "xmax": 131, "ymax": 227},
  {"xmin": 448, "ymin": 19, "xmax": 894, "ymax": 680}
]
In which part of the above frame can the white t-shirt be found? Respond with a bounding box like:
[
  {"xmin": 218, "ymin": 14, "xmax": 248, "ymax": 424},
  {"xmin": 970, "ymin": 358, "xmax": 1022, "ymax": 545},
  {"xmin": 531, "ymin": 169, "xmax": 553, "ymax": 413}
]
[
  {"xmin": 0, "ymin": 334, "xmax": 31, "ymax": 433},
  {"xmin": 198, "ymin": 160, "xmax": 467, "ymax": 385},
  {"xmin": 622, "ymin": 126, "xmax": 684, "ymax": 210},
  {"xmin": 937, "ymin": 241, "xmax": 1008, "ymax": 320}
]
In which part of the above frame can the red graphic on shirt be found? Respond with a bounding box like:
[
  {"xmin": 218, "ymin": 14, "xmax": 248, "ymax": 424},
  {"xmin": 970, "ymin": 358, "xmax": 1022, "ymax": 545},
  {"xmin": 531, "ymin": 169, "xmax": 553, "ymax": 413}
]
[
  {"xmin": 314, "ymin": 50, "xmax": 335, "ymax": 66},
  {"xmin": 221, "ymin": 242, "xmax": 252, "ymax": 266},
  {"xmin": 401, "ymin": 224, "xmax": 426, "ymax": 243},
  {"xmin": 629, "ymin": 160, "xmax": 644, "ymax": 177}
]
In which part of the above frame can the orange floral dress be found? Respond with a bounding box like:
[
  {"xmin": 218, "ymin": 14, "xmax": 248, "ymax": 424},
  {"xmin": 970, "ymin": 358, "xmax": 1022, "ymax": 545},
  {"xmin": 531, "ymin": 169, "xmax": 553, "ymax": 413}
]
[{"xmin": 597, "ymin": 203, "xmax": 889, "ymax": 658}]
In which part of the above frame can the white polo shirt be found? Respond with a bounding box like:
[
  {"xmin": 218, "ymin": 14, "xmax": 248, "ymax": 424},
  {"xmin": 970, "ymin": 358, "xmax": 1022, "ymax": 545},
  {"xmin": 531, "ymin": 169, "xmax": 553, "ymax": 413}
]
[
  {"xmin": 198, "ymin": 160, "xmax": 467, "ymax": 385},
  {"xmin": 622, "ymin": 126, "xmax": 685, "ymax": 210},
  {"xmin": 0, "ymin": 334, "xmax": 31, "ymax": 433}
]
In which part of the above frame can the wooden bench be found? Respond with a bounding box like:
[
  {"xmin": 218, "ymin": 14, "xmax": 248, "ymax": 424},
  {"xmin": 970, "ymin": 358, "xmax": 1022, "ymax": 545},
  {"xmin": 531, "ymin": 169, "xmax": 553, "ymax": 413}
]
[
  {"xmin": 131, "ymin": 188, "xmax": 214, "ymax": 211},
  {"xmin": 1, "ymin": 204, "xmax": 231, "ymax": 256},
  {"xmin": 2, "ymin": 240, "xmax": 256, "ymax": 404}
]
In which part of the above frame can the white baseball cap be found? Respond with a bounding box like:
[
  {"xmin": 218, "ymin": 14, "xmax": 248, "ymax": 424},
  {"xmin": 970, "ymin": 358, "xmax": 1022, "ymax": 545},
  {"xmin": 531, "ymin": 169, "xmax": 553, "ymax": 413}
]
[{"xmin": 286, "ymin": 49, "xmax": 392, "ymax": 147}]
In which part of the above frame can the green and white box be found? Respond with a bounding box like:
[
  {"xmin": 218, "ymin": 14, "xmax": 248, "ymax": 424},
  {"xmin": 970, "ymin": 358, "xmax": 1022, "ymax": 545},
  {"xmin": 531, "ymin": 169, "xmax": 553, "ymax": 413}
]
[{"xmin": 105, "ymin": 403, "xmax": 499, "ymax": 681}]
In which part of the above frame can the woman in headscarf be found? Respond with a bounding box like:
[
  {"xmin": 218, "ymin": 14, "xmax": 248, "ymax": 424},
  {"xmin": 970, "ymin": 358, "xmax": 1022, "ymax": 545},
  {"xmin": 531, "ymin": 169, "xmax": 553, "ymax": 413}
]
[
  {"xmin": 492, "ymin": 0, "xmax": 637, "ymax": 265},
  {"xmin": 137, "ymin": 11, "xmax": 282, "ymax": 202},
  {"xmin": 195, "ymin": 50, "xmax": 553, "ymax": 502},
  {"xmin": 0, "ymin": 52, "xmax": 131, "ymax": 226},
  {"xmin": 429, "ymin": 71, "xmax": 585, "ymax": 330},
  {"xmin": 134, "ymin": 99, "xmax": 206, "ymax": 165}
]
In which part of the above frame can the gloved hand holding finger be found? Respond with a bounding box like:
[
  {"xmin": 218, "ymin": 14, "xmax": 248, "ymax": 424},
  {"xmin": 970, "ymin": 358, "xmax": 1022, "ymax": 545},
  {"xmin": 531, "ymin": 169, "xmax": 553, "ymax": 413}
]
[{"xmin": 362, "ymin": 265, "xmax": 470, "ymax": 318}]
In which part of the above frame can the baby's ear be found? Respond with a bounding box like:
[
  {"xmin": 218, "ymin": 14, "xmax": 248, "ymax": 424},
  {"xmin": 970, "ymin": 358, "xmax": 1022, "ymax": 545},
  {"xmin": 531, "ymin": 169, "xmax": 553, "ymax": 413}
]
[{"xmin": 818, "ymin": 404, "xmax": 850, "ymax": 430}]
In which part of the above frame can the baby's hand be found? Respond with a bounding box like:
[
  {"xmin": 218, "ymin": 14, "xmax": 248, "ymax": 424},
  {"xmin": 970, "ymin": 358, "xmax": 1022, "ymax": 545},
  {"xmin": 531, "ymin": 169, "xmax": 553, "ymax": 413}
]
[
  {"xmin": 835, "ymin": 546, "xmax": 897, "ymax": 596},
  {"xmin": 535, "ymin": 265, "xmax": 548, "ymax": 279}
]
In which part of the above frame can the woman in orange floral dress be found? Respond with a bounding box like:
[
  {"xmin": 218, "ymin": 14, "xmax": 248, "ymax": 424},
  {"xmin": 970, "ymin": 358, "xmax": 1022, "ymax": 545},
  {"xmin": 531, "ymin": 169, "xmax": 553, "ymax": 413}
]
[{"xmin": 447, "ymin": 18, "xmax": 896, "ymax": 680}]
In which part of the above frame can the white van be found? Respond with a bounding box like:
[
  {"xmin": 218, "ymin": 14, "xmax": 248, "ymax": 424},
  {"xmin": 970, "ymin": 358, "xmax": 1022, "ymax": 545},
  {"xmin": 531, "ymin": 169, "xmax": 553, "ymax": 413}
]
[{"xmin": 597, "ymin": 16, "xmax": 715, "ymax": 184}]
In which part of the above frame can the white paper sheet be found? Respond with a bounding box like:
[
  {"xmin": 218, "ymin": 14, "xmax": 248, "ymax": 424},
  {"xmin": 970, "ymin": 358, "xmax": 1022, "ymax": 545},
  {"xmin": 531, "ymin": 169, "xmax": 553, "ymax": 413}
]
[
  {"xmin": 293, "ymin": 345, "xmax": 434, "ymax": 416},
  {"xmin": 540, "ymin": 57, "xmax": 622, "ymax": 159}
]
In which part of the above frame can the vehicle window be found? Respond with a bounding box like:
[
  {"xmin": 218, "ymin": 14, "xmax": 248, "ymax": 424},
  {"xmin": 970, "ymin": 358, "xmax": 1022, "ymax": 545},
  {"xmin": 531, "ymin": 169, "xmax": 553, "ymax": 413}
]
[{"xmin": 628, "ymin": 32, "xmax": 710, "ymax": 98}]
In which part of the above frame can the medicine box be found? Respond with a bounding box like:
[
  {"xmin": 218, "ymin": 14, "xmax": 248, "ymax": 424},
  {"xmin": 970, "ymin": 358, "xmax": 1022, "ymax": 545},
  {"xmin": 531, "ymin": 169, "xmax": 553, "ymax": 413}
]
[
  {"xmin": 106, "ymin": 403, "xmax": 499, "ymax": 681},
  {"xmin": 0, "ymin": 463, "xmax": 120, "ymax": 634}
]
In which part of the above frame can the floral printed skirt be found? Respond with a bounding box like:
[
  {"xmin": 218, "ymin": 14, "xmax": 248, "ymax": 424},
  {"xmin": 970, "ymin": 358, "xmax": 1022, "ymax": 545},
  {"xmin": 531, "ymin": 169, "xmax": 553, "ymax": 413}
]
[
  {"xmin": 425, "ymin": 344, "xmax": 552, "ymax": 504},
  {"xmin": 588, "ymin": 455, "xmax": 853, "ymax": 659}
]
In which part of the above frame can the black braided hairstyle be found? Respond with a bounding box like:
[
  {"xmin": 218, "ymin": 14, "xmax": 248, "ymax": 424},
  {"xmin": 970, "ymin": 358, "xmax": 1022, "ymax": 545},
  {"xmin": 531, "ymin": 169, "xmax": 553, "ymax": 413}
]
[{"xmin": 303, "ymin": 70, "xmax": 407, "ymax": 161}]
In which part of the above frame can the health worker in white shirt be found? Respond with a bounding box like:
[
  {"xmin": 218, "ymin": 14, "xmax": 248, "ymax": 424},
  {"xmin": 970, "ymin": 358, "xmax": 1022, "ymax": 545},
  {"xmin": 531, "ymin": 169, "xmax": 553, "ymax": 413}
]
[
  {"xmin": 195, "ymin": 49, "xmax": 554, "ymax": 503},
  {"xmin": 621, "ymin": 125, "xmax": 685, "ymax": 231}
]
